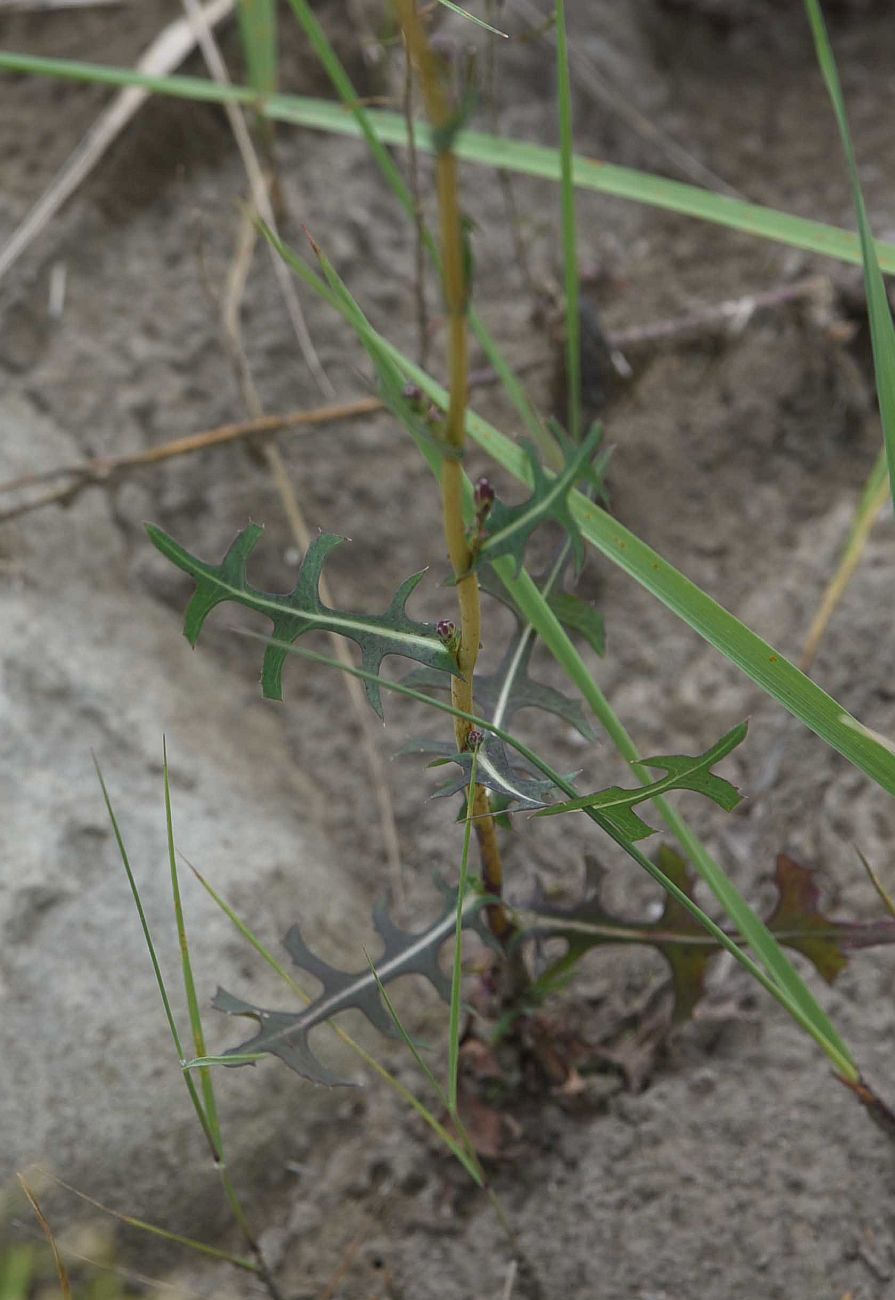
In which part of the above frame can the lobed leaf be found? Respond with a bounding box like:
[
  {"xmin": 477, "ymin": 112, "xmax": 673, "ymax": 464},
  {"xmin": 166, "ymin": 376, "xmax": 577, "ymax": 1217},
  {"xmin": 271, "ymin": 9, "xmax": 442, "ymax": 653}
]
[
  {"xmin": 768, "ymin": 852, "xmax": 895, "ymax": 982},
  {"xmin": 146, "ymin": 522, "xmax": 458, "ymax": 715},
  {"xmin": 407, "ymin": 637, "xmax": 595, "ymax": 743},
  {"xmin": 525, "ymin": 847, "xmax": 895, "ymax": 1024},
  {"xmin": 419, "ymin": 736, "xmax": 560, "ymax": 810},
  {"xmin": 526, "ymin": 850, "xmax": 714, "ymax": 1023},
  {"xmin": 475, "ymin": 423, "xmax": 605, "ymax": 576},
  {"xmin": 535, "ymin": 722, "xmax": 746, "ymax": 835},
  {"xmin": 544, "ymin": 590, "xmax": 605, "ymax": 658},
  {"xmin": 213, "ymin": 888, "xmax": 492, "ymax": 1086}
]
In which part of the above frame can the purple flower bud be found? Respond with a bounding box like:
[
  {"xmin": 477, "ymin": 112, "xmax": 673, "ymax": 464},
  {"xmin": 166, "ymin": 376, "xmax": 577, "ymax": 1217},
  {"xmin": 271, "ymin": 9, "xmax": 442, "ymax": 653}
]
[
  {"xmin": 474, "ymin": 477, "xmax": 495, "ymax": 511},
  {"xmin": 436, "ymin": 619, "xmax": 457, "ymax": 643},
  {"xmin": 466, "ymin": 728, "xmax": 485, "ymax": 750},
  {"xmin": 402, "ymin": 382, "xmax": 423, "ymax": 404}
]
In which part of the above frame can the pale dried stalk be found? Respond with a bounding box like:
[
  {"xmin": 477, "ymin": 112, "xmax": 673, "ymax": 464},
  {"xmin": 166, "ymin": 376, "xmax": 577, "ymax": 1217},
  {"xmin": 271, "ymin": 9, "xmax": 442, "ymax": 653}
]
[{"xmin": 0, "ymin": 0, "xmax": 236, "ymax": 285}]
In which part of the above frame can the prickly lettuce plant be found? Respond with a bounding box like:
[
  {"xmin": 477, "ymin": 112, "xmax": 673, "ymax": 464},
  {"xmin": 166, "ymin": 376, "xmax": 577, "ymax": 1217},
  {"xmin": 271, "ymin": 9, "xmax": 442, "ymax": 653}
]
[{"xmin": 141, "ymin": 1, "xmax": 895, "ymax": 1134}]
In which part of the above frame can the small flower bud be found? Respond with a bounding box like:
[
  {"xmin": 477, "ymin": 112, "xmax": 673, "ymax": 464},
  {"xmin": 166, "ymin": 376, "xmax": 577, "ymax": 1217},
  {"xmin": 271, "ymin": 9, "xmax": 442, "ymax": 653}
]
[
  {"xmin": 436, "ymin": 619, "xmax": 457, "ymax": 643},
  {"xmin": 466, "ymin": 728, "xmax": 485, "ymax": 750},
  {"xmin": 474, "ymin": 477, "xmax": 495, "ymax": 511},
  {"xmin": 401, "ymin": 382, "xmax": 423, "ymax": 404}
]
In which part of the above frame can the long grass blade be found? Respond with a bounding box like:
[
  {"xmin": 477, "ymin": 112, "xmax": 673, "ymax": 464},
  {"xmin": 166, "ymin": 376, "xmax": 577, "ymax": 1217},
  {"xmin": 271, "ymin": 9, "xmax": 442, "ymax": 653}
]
[
  {"xmin": 554, "ymin": 0, "xmax": 580, "ymax": 443},
  {"xmin": 48, "ymin": 1176, "xmax": 260, "ymax": 1272},
  {"xmin": 448, "ymin": 747, "xmax": 479, "ymax": 1114},
  {"xmin": 94, "ymin": 759, "xmax": 186, "ymax": 1057},
  {"xmin": 366, "ymin": 955, "xmax": 485, "ymax": 1185},
  {"xmin": 237, "ymin": 0, "xmax": 277, "ymax": 98},
  {"xmin": 480, "ymin": 558, "xmax": 849, "ymax": 1059},
  {"xmin": 93, "ymin": 757, "xmax": 217, "ymax": 1149},
  {"xmin": 162, "ymin": 742, "xmax": 222, "ymax": 1152},
  {"xmin": 3, "ymin": 56, "xmax": 894, "ymax": 271},
  {"xmin": 804, "ymin": 0, "xmax": 895, "ymax": 506},
  {"xmin": 434, "ymin": 0, "xmax": 508, "ymax": 36}
]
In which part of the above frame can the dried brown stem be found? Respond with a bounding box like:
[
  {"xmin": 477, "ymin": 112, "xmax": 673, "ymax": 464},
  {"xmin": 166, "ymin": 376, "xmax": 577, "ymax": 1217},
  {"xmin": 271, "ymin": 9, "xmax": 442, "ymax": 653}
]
[
  {"xmin": 0, "ymin": 398, "xmax": 381, "ymax": 524},
  {"xmin": 610, "ymin": 276, "xmax": 827, "ymax": 349}
]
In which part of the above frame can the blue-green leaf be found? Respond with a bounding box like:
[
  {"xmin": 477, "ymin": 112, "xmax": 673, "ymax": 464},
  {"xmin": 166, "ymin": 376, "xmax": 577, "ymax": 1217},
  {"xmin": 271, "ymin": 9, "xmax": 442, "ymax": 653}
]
[
  {"xmin": 146, "ymin": 523, "xmax": 459, "ymax": 716},
  {"xmin": 213, "ymin": 888, "xmax": 492, "ymax": 1086},
  {"xmin": 536, "ymin": 722, "xmax": 747, "ymax": 837},
  {"xmin": 476, "ymin": 423, "xmax": 605, "ymax": 576}
]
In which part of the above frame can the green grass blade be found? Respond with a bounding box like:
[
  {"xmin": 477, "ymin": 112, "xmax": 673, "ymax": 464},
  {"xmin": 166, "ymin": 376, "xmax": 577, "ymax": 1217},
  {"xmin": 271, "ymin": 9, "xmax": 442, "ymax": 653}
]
[
  {"xmin": 566, "ymin": 491, "xmax": 895, "ymax": 796},
  {"xmin": 237, "ymin": 0, "xmax": 277, "ymax": 97},
  {"xmin": 51, "ymin": 1177, "xmax": 262, "ymax": 1273},
  {"xmin": 102, "ymin": 1217, "xmax": 259, "ymax": 1271},
  {"xmin": 162, "ymin": 742, "xmax": 222, "ymax": 1153},
  {"xmin": 448, "ymin": 747, "xmax": 479, "ymax": 1114},
  {"xmin": 434, "ymin": 0, "xmax": 508, "ymax": 36},
  {"xmin": 555, "ymin": 0, "xmax": 580, "ymax": 442},
  {"xmin": 365, "ymin": 955, "xmax": 448, "ymax": 1108},
  {"xmin": 366, "ymin": 956, "xmax": 486, "ymax": 1190},
  {"xmin": 94, "ymin": 757, "xmax": 186, "ymax": 1059},
  {"xmin": 5, "ymin": 55, "xmax": 894, "ymax": 289},
  {"xmin": 112, "ymin": 1219, "xmax": 258, "ymax": 1270},
  {"xmin": 804, "ymin": 0, "xmax": 895, "ymax": 507},
  {"xmin": 93, "ymin": 757, "xmax": 216, "ymax": 1146}
]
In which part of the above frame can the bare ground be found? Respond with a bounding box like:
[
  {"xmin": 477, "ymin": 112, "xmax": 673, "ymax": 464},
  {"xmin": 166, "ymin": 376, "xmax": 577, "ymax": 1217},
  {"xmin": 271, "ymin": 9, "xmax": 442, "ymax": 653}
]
[{"xmin": 2, "ymin": 2, "xmax": 895, "ymax": 1297}]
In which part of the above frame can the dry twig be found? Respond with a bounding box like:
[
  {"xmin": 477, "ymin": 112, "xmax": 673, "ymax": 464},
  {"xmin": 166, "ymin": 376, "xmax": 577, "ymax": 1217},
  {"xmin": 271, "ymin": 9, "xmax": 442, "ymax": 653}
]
[
  {"xmin": 0, "ymin": 0, "xmax": 236, "ymax": 286},
  {"xmin": 0, "ymin": 396, "xmax": 382, "ymax": 524}
]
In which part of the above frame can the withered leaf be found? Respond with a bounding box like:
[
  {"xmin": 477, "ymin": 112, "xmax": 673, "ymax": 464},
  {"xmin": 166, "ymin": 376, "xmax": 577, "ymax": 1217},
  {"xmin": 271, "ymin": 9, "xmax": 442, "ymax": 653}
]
[{"xmin": 523, "ymin": 846, "xmax": 895, "ymax": 1025}]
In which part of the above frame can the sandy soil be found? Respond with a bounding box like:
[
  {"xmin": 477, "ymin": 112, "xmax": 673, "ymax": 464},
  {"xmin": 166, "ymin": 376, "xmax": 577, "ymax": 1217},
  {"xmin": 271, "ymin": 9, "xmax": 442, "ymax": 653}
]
[{"xmin": 2, "ymin": 1, "xmax": 895, "ymax": 1297}]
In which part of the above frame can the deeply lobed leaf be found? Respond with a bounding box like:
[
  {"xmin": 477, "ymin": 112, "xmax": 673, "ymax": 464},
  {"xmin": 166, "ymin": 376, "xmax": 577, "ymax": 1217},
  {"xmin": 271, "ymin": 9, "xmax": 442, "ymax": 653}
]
[
  {"xmin": 422, "ymin": 735, "xmax": 560, "ymax": 810},
  {"xmin": 525, "ymin": 848, "xmax": 895, "ymax": 1024},
  {"xmin": 535, "ymin": 723, "xmax": 746, "ymax": 836},
  {"xmin": 475, "ymin": 424, "xmax": 606, "ymax": 576},
  {"xmin": 407, "ymin": 638, "xmax": 595, "ymax": 744},
  {"xmin": 213, "ymin": 887, "xmax": 493, "ymax": 1086},
  {"xmin": 146, "ymin": 522, "xmax": 459, "ymax": 715}
]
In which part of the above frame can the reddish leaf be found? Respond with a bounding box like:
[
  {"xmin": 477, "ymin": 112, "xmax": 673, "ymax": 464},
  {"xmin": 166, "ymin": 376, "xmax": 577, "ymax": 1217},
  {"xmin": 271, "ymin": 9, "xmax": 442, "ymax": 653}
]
[
  {"xmin": 526, "ymin": 846, "xmax": 895, "ymax": 1026},
  {"xmin": 767, "ymin": 853, "xmax": 895, "ymax": 982}
]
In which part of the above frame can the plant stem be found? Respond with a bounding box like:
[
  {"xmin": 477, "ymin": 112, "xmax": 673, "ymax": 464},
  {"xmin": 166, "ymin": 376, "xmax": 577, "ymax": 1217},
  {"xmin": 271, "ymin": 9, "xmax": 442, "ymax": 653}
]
[{"xmin": 396, "ymin": 0, "xmax": 510, "ymax": 940}]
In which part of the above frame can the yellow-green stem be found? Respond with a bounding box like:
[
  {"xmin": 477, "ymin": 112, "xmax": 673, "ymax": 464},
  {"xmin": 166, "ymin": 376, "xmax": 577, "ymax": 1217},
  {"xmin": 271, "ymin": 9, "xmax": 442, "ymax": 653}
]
[{"xmin": 396, "ymin": 0, "xmax": 508, "ymax": 927}]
